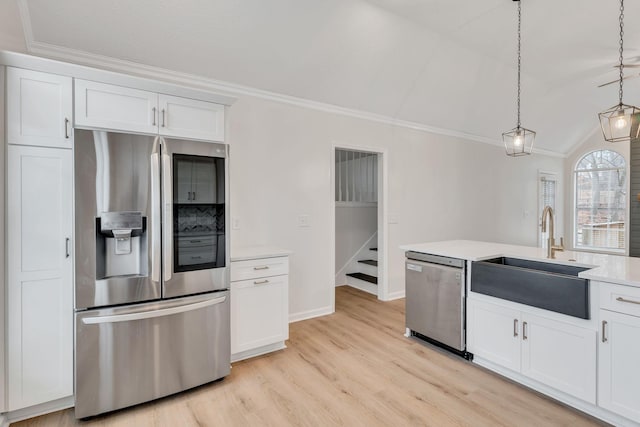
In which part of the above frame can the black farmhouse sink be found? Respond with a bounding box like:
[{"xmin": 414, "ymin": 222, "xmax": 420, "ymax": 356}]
[{"xmin": 471, "ymin": 257, "xmax": 591, "ymax": 319}]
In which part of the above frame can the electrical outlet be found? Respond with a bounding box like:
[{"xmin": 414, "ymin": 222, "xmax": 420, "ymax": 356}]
[
  {"xmin": 297, "ymin": 215, "xmax": 310, "ymax": 227},
  {"xmin": 232, "ymin": 217, "xmax": 240, "ymax": 230},
  {"xmin": 388, "ymin": 213, "xmax": 399, "ymax": 224}
]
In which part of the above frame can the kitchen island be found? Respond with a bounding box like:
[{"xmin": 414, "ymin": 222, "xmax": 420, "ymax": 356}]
[{"xmin": 400, "ymin": 240, "xmax": 640, "ymax": 427}]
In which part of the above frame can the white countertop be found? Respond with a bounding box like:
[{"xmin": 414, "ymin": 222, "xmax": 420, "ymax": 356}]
[
  {"xmin": 231, "ymin": 246, "xmax": 292, "ymax": 262},
  {"xmin": 400, "ymin": 240, "xmax": 640, "ymax": 288}
]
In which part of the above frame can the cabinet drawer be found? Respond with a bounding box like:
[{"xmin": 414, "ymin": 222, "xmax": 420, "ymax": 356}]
[
  {"xmin": 600, "ymin": 282, "xmax": 640, "ymax": 317},
  {"xmin": 231, "ymin": 256, "xmax": 289, "ymax": 281}
]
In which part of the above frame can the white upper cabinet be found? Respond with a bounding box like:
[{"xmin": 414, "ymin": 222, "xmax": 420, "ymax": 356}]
[
  {"xmin": 159, "ymin": 94, "xmax": 225, "ymax": 142},
  {"xmin": 74, "ymin": 80, "xmax": 225, "ymax": 142},
  {"xmin": 7, "ymin": 68, "xmax": 73, "ymax": 149},
  {"xmin": 74, "ymin": 79, "xmax": 158, "ymax": 134}
]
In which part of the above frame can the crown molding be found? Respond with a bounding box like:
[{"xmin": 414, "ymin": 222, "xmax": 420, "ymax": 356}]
[{"xmin": 17, "ymin": 1, "xmax": 565, "ymax": 158}]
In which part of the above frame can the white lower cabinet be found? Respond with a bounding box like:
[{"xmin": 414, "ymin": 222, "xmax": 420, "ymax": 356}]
[
  {"xmin": 467, "ymin": 298, "xmax": 596, "ymax": 404},
  {"xmin": 230, "ymin": 256, "xmax": 289, "ymax": 361},
  {"xmin": 521, "ymin": 313, "xmax": 596, "ymax": 404},
  {"xmin": 7, "ymin": 145, "xmax": 74, "ymax": 411},
  {"xmin": 598, "ymin": 309, "xmax": 640, "ymax": 423}
]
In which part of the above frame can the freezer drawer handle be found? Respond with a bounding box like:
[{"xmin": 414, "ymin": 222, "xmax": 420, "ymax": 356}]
[{"xmin": 81, "ymin": 296, "xmax": 226, "ymax": 325}]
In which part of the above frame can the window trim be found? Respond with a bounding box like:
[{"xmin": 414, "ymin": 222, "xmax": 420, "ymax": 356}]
[
  {"xmin": 572, "ymin": 148, "xmax": 628, "ymax": 254},
  {"xmin": 538, "ymin": 171, "xmax": 558, "ymax": 248}
]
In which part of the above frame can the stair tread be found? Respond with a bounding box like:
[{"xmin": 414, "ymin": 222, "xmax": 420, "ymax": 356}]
[
  {"xmin": 346, "ymin": 272, "xmax": 378, "ymax": 285},
  {"xmin": 370, "ymin": 247, "xmax": 378, "ymax": 251},
  {"xmin": 358, "ymin": 259, "xmax": 378, "ymax": 267}
]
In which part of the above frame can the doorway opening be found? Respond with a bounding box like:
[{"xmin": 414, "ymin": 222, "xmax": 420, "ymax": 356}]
[{"xmin": 331, "ymin": 146, "xmax": 387, "ymax": 306}]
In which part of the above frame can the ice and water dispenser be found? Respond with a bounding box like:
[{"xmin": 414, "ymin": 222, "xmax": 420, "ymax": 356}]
[{"xmin": 96, "ymin": 211, "xmax": 148, "ymax": 279}]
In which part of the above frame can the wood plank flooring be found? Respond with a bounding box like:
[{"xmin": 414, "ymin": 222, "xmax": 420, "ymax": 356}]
[{"xmin": 14, "ymin": 286, "xmax": 606, "ymax": 426}]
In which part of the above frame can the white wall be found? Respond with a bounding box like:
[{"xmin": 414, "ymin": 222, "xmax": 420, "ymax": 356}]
[
  {"xmin": 335, "ymin": 205, "xmax": 377, "ymax": 284},
  {"xmin": 563, "ymin": 129, "xmax": 630, "ymax": 252},
  {"xmin": 228, "ymin": 95, "xmax": 564, "ymax": 320},
  {"xmin": 0, "ymin": 1, "xmax": 27, "ymax": 53}
]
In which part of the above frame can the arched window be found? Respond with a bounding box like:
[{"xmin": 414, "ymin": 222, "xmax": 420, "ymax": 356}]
[{"xmin": 574, "ymin": 149, "xmax": 627, "ymax": 251}]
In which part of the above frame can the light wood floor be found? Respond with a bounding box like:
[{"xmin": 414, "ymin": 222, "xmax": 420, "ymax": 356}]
[{"xmin": 14, "ymin": 286, "xmax": 606, "ymax": 427}]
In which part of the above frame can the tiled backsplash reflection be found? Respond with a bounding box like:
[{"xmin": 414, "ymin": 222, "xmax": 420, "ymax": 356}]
[{"xmin": 176, "ymin": 205, "xmax": 224, "ymax": 234}]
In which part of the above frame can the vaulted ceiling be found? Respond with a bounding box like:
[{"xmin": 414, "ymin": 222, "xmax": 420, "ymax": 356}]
[{"xmin": 3, "ymin": 0, "xmax": 640, "ymax": 155}]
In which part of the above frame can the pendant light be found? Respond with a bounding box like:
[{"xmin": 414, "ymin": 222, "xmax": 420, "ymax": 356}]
[
  {"xmin": 598, "ymin": 0, "xmax": 640, "ymax": 142},
  {"xmin": 503, "ymin": 0, "xmax": 535, "ymax": 157}
]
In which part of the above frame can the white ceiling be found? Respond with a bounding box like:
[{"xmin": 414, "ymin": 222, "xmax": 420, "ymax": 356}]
[{"xmin": 6, "ymin": 0, "xmax": 640, "ymax": 154}]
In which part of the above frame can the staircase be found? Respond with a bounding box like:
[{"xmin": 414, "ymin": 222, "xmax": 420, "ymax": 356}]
[{"xmin": 346, "ymin": 247, "xmax": 378, "ymax": 295}]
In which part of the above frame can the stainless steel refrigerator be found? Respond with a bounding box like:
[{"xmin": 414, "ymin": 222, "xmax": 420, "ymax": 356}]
[{"xmin": 73, "ymin": 130, "xmax": 230, "ymax": 418}]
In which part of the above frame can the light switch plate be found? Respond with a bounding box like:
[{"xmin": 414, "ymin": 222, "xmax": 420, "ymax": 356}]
[
  {"xmin": 232, "ymin": 217, "xmax": 240, "ymax": 230},
  {"xmin": 297, "ymin": 215, "xmax": 310, "ymax": 227},
  {"xmin": 388, "ymin": 213, "xmax": 399, "ymax": 224}
]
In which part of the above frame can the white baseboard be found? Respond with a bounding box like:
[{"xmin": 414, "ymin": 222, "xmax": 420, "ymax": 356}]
[
  {"xmin": 231, "ymin": 342, "xmax": 286, "ymax": 363},
  {"xmin": 289, "ymin": 306, "xmax": 333, "ymax": 323},
  {"xmin": 383, "ymin": 290, "xmax": 405, "ymax": 301},
  {"xmin": 4, "ymin": 395, "xmax": 74, "ymax": 424}
]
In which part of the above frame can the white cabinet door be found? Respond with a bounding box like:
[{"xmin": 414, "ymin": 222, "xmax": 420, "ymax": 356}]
[
  {"xmin": 467, "ymin": 299, "xmax": 521, "ymax": 372},
  {"xmin": 521, "ymin": 313, "xmax": 596, "ymax": 404},
  {"xmin": 7, "ymin": 68, "xmax": 72, "ymax": 149},
  {"xmin": 231, "ymin": 275, "xmax": 288, "ymax": 354},
  {"xmin": 159, "ymin": 94, "xmax": 224, "ymax": 142},
  {"xmin": 75, "ymin": 79, "xmax": 158, "ymax": 134},
  {"xmin": 599, "ymin": 310, "xmax": 640, "ymax": 423},
  {"xmin": 7, "ymin": 146, "xmax": 73, "ymax": 411}
]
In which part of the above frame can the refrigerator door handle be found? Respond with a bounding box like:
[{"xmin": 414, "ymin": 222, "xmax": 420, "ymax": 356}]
[
  {"xmin": 151, "ymin": 139, "xmax": 161, "ymax": 283},
  {"xmin": 81, "ymin": 295, "xmax": 227, "ymax": 324},
  {"xmin": 162, "ymin": 149, "xmax": 173, "ymax": 282}
]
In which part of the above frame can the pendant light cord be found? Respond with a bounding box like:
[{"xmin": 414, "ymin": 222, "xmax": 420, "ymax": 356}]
[
  {"xmin": 517, "ymin": 0, "xmax": 522, "ymax": 128},
  {"xmin": 618, "ymin": 0, "xmax": 624, "ymax": 106}
]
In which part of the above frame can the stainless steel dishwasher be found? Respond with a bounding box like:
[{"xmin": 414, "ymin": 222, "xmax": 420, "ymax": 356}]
[{"xmin": 405, "ymin": 251, "xmax": 470, "ymax": 359}]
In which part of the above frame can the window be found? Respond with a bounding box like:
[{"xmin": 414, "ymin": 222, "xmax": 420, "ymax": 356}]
[
  {"xmin": 574, "ymin": 149, "xmax": 627, "ymax": 252},
  {"xmin": 538, "ymin": 172, "xmax": 557, "ymax": 248}
]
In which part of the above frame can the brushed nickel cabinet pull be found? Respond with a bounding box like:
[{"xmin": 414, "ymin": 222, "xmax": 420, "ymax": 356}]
[
  {"xmin": 602, "ymin": 320, "xmax": 608, "ymax": 343},
  {"xmin": 64, "ymin": 118, "xmax": 70, "ymax": 139},
  {"xmin": 616, "ymin": 296, "xmax": 640, "ymax": 305},
  {"xmin": 192, "ymin": 191, "xmax": 196, "ymax": 200},
  {"xmin": 188, "ymin": 191, "xmax": 191, "ymax": 200},
  {"xmin": 522, "ymin": 321, "xmax": 528, "ymax": 340},
  {"xmin": 152, "ymin": 107, "xmax": 157, "ymax": 126},
  {"xmin": 65, "ymin": 238, "xmax": 70, "ymax": 258},
  {"xmin": 253, "ymin": 266, "xmax": 269, "ymax": 270},
  {"xmin": 513, "ymin": 319, "xmax": 519, "ymax": 337},
  {"xmin": 161, "ymin": 109, "xmax": 166, "ymax": 127},
  {"xmin": 254, "ymin": 279, "xmax": 269, "ymax": 285}
]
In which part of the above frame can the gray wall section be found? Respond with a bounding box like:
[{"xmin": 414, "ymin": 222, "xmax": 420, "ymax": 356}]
[
  {"xmin": 335, "ymin": 206, "xmax": 377, "ymax": 276},
  {"xmin": 629, "ymin": 137, "xmax": 640, "ymax": 257}
]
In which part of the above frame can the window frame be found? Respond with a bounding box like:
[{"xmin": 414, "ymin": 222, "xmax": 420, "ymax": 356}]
[
  {"xmin": 538, "ymin": 171, "xmax": 558, "ymax": 249},
  {"xmin": 573, "ymin": 149, "xmax": 628, "ymax": 255}
]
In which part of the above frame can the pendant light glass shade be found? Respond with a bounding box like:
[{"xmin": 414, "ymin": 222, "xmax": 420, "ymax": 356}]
[
  {"xmin": 599, "ymin": 103, "xmax": 640, "ymax": 142},
  {"xmin": 503, "ymin": 0, "xmax": 535, "ymax": 157},
  {"xmin": 599, "ymin": 0, "xmax": 640, "ymax": 143},
  {"xmin": 503, "ymin": 126, "xmax": 535, "ymax": 156}
]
